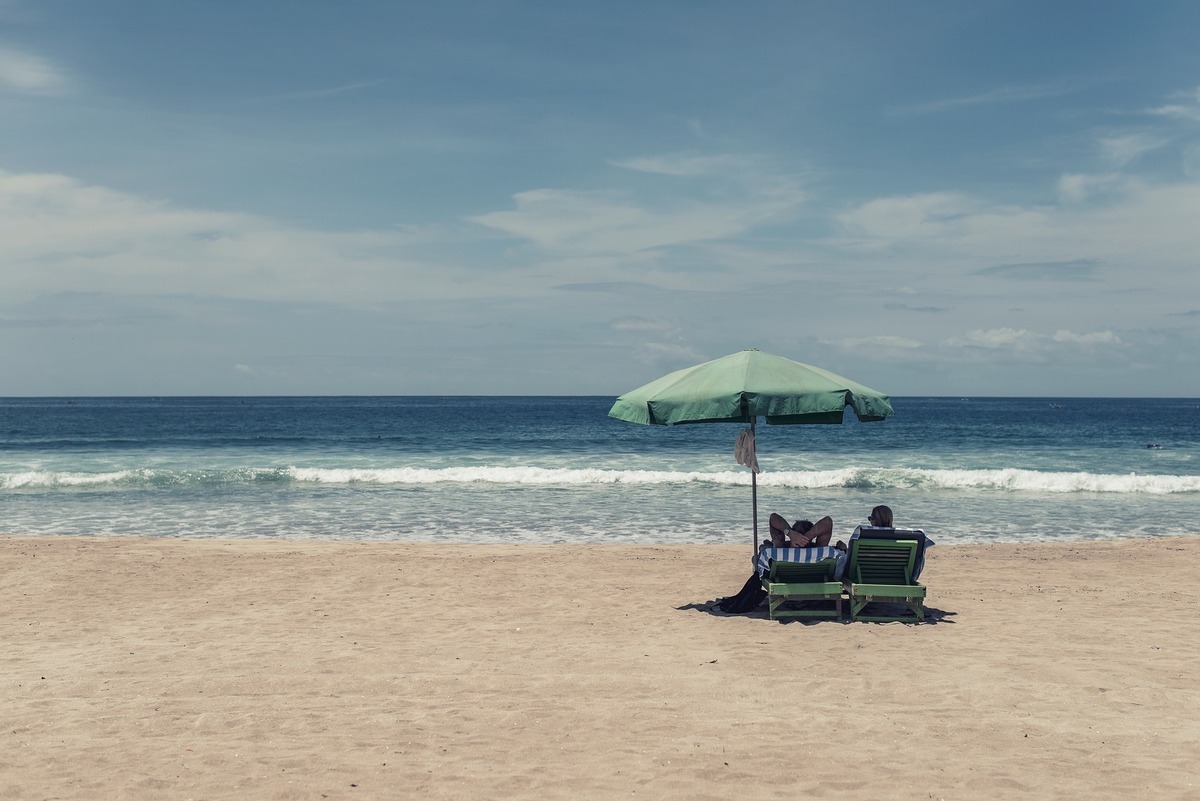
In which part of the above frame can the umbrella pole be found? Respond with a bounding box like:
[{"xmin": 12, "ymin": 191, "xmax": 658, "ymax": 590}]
[{"xmin": 751, "ymin": 417, "xmax": 758, "ymax": 555}]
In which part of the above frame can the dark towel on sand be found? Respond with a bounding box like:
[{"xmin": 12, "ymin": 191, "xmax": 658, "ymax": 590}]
[{"xmin": 717, "ymin": 574, "xmax": 766, "ymax": 613}]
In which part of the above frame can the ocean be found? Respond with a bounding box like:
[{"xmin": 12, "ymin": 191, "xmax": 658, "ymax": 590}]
[{"xmin": 1, "ymin": 396, "xmax": 1197, "ymax": 546}]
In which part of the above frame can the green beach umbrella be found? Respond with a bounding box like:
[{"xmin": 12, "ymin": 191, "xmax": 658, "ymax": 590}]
[{"xmin": 609, "ymin": 349, "xmax": 894, "ymax": 552}]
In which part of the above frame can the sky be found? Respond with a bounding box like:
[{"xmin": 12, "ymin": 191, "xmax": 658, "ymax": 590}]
[{"xmin": 3, "ymin": 1, "xmax": 1200, "ymax": 397}]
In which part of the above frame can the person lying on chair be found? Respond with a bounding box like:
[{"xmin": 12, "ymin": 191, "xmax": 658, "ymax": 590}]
[
  {"xmin": 866, "ymin": 504, "xmax": 892, "ymax": 528},
  {"xmin": 764, "ymin": 512, "xmax": 833, "ymax": 551},
  {"xmin": 834, "ymin": 504, "xmax": 894, "ymax": 551},
  {"xmin": 840, "ymin": 504, "xmax": 933, "ymax": 581},
  {"xmin": 721, "ymin": 512, "xmax": 837, "ymax": 613}
]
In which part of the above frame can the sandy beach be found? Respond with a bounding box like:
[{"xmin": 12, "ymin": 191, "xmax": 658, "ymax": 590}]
[{"xmin": 3, "ymin": 535, "xmax": 1198, "ymax": 800}]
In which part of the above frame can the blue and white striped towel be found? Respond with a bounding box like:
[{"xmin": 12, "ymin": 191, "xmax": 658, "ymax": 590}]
[{"xmin": 755, "ymin": 546, "xmax": 846, "ymax": 580}]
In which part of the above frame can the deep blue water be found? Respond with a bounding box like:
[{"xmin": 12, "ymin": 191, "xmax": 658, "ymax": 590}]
[{"xmin": 2, "ymin": 396, "xmax": 1197, "ymax": 545}]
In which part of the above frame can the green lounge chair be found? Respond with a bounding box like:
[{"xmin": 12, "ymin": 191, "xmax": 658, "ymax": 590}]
[
  {"xmin": 843, "ymin": 538, "xmax": 926, "ymax": 623},
  {"xmin": 761, "ymin": 557, "xmax": 844, "ymax": 620}
]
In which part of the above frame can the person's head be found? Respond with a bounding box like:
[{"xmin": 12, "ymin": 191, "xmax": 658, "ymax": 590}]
[
  {"xmin": 868, "ymin": 505, "xmax": 893, "ymax": 527},
  {"xmin": 794, "ymin": 520, "xmax": 814, "ymax": 535}
]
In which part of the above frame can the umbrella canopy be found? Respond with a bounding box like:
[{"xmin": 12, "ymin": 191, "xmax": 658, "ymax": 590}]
[
  {"xmin": 609, "ymin": 349, "xmax": 894, "ymax": 550},
  {"xmin": 609, "ymin": 349, "xmax": 894, "ymax": 426}
]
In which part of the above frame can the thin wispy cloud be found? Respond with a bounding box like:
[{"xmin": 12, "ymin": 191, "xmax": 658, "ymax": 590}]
[
  {"xmin": 632, "ymin": 342, "xmax": 707, "ymax": 368},
  {"xmin": 242, "ymin": 79, "xmax": 390, "ymax": 105},
  {"xmin": 464, "ymin": 152, "xmax": 810, "ymax": 260},
  {"xmin": 884, "ymin": 302, "xmax": 947, "ymax": 313},
  {"xmin": 469, "ymin": 156, "xmax": 805, "ymax": 255},
  {"xmin": 1098, "ymin": 132, "xmax": 1169, "ymax": 167},
  {"xmin": 1144, "ymin": 85, "xmax": 1200, "ymax": 122},
  {"xmin": 974, "ymin": 259, "xmax": 1100, "ymax": 282},
  {"xmin": 0, "ymin": 168, "xmax": 473, "ymax": 305},
  {"xmin": 839, "ymin": 335, "xmax": 922, "ymax": 350},
  {"xmin": 610, "ymin": 153, "xmax": 759, "ymax": 177},
  {"xmin": 1057, "ymin": 172, "xmax": 1123, "ymax": 203},
  {"xmin": 556, "ymin": 282, "xmax": 661, "ymax": 294},
  {"xmin": 1053, "ymin": 329, "xmax": 1121, "ymax": 345},
  {"xmin": 610, "ymin": 316, "xmax": 677, "ymax": 332},
  {"xmin": 0, "ymin": 45, "xmax": 68, "ymax": 95},
  {"xmin": 838, "ymin": 174, "xmax": 1200, "ymax": 279},
  {"xmin": 837, "ymin": 192, "xmax": 982, "ymax": 242},
  {"xmin": 887, "ymin": 81, "xmax": 1083, "ymax": 116},
  {"xmin": 943, "ymin": 327, "xmax": 1121, "ymax": 354}
]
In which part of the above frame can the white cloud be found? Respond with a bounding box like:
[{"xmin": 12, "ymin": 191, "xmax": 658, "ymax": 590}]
[
  {"xmin": 471, "ymin": 184, "xmax": 799, "ymax": 256},
  {"xmin": 610, "ymin": 153, "xmax": 757, "ymax": 177},
  {"xmin": 1057, "ymin": 172, "xmax": 1123, "ymax": 203},
  {"xmin": 944, "ymin": 328, "xmax": 1122, "ymax": 353},
  {"xmin": 247, "ymin": 79, "xmax": 389, "ymax": 103},
  {"xmin": 611, "ymin": 317, "xmax": 677, "ymax": 332},
  {"xmin": 632, "ymin": 342, "xmax": 708, "ymax": 367},
  {"xmin": 945, "ymin": 328, "xmax": 1042, "ymax": 351},
  {"xmin": 1097, "ymin": 133, "xmax": 1168, "ymax": 167},
  {"xmin": 837, "ymin": 192, "xmax": 977, "ymax": 239},
  {"xmin": 838, "ymin": 335, "xmax": 922, "ymax": 350},
  {"xmin": 1145, "ymin": 86, "xmax": 1200, "ymax": 123},
  {"xmin": 1053, "ymin": 329, "xmax": 1121, "ymax": 345},
  {"xmin": 686, "ymin": 119, "xmax": 710, "ymax": 140},
  {"xmin": 837, "ymin": 177, "xmax": 1200, "ymax": 276},
  {"xmin": 974, "ymin": 258, "xmax": 1099, "ymax": 281},
  {"xmin": 0, "ymin": 45, "xmax": 68, "ymax": 95},
  {"xmin": 471, "ymin": 189, "xmax": 650, "ymax": 251},
  {"xmin": 888, "ymin": 81, "xmax": 1083, "ymax": 116},
  {"xmin": 0, "ymin": 168, "xmax": 478, "ymax": 305},
  {"xmin": 471, "ymin": 151, "xmax": 805, "ymax": 257},
  {"xmin": 837, "ymin": 192, "xmax": 1043, "ymax": 245},
  {"xmin": 1184, "ymin": 143, "xmax": 1200, "ymax": 179}
]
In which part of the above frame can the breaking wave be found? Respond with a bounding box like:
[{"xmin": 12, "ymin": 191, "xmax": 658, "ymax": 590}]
[{"xmin": 4, "ymin": 465, "xmax": 1199, "ymax": 494}]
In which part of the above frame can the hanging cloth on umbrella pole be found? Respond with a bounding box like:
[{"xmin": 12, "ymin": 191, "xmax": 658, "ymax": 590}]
[
  {"xmin": 734, "ymin": 426, "xmax": 760, "ymax": 473},
  {"xmin": 734, "ymin": 420, "xmax": 761, "ymax": 552}
]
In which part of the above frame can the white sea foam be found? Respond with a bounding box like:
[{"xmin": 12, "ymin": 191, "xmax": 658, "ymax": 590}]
[
  {"xmin": 283, "ymin": 465, "xmax": 1200, "ymax": 494},
  {"xmin": 4, "ymin": 465, "xmax": 1199, "ymax": 494},
  {"xmin": 284, "ymin": 465, "xmax": 743, "ymax": 486},
  {"xmin": 764, "ymin": 467, "xmax": 1200, "ymax": 494},
  {"xmin": 1, "ymin": 470, "xmax": 139, "ymax": 489}
]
